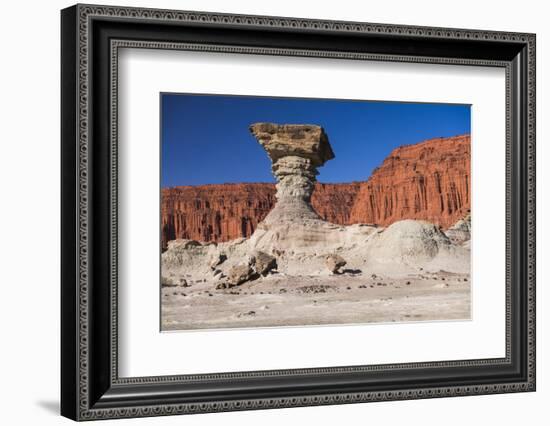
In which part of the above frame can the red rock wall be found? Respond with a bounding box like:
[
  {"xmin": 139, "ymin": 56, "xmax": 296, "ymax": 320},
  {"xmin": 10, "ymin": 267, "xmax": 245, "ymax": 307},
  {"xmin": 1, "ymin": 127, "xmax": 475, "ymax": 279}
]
[
  {"xmin": 161, "ymin": 134, "xmax": 470, "ymax": 246},
  {"xmin": 161, "ymin": 183, "xmax": 276, "ymax": 249},
  {"xmin": 161, "ymin": 183, "xmax": 360, "ymax": 248},
  {"xmin": 349, "ymin": 134, "xmax": 470, "ymax": 228},
  {"xmin": 311, "ymin": 182, "xmax": 362, "ymax": 224}
]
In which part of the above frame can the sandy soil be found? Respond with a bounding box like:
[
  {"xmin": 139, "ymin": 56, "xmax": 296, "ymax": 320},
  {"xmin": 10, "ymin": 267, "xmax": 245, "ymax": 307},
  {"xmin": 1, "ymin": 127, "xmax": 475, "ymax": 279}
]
[{"xmin": 161, "ymin": 270, "xmax": 470, "ymax": 331}]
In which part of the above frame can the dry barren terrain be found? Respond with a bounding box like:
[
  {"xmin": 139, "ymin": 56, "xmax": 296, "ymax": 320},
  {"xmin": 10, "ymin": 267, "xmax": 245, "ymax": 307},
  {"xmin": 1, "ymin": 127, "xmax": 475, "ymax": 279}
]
[{"xmin": 161, "ymin": 271, "xmax": 470, "ymax": 331}]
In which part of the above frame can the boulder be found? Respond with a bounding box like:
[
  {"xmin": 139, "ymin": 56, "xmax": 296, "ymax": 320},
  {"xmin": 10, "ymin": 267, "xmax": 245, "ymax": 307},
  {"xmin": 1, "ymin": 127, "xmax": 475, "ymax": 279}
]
[
  {"xmin": 227, "ymin": 264, "xmax": 256, "ymax": 286},
  {"xmin": 161, "ymin": 276, "xmax": 177, "ymax": 287},
  {"xmin": 325, "ymin": 254, "xmax": 347, "ymax": 274},
  {"xmin": 250, "ymin": 251, "xmax": 277, "ymax": 275}
]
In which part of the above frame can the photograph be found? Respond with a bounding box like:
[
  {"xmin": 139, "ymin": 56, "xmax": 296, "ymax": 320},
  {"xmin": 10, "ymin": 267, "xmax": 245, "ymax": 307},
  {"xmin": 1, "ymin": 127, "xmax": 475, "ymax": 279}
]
[
  {"xmin": 160, "ymin": 94, "xmax": 472, "ymax": 331},
  {"xmin": 57, "ymin": 3, "xmax": 536, "ymax": 421}
]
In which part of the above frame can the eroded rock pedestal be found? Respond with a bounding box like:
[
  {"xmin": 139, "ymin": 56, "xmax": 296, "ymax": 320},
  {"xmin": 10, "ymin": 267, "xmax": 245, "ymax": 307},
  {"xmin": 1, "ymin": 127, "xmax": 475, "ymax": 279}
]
[
  {"xmin": 244, "ymin": 123, "xmax": 379, "ymax": 270},
  {"xmin": 249, "ymin": 123, "xmax": 334, "ymax": 225}
]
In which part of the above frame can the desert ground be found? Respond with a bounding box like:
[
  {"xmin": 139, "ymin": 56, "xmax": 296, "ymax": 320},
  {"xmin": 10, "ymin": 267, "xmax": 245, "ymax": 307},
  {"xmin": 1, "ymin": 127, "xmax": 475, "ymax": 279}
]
[
  {"xmin": 160, "ymin": 214, "xmax": 472, "ymax": 331},
  {"xmin": 161, "ymin": 271, "xmax": 470, "ymax": 331}
]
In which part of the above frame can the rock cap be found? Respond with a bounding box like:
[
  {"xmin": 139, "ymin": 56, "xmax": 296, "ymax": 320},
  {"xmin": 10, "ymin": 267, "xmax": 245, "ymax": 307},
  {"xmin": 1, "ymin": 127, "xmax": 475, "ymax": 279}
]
[{"xmin": 249, "ymin": 123, "xmax": 335, "ymax": 167}]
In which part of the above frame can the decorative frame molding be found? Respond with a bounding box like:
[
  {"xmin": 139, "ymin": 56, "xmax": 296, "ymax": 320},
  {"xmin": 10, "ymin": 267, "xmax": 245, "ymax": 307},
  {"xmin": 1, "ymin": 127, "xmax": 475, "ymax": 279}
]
[{"xmin": 61, "ymin": 4, "xmax": 536, "ymax": 421}]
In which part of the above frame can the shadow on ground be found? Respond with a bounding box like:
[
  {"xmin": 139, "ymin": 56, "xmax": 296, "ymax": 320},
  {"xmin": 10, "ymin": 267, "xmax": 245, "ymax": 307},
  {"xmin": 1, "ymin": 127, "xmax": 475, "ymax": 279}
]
[{"xmin": 36, "ymin": 400, "xmax": 59, "ymax": 415}]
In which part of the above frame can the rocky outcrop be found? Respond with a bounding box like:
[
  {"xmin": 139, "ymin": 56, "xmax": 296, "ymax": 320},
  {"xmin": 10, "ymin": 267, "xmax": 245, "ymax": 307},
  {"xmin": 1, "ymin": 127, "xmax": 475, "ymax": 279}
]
[
  {"xmin": 249, "ymin": 123, "xmax": 334, "ymax": 225},
  {"xmin": 445, "ymin": 214, "xmax": 471, "ymax": 244},
  {"xmin": 219, "ymin": 123, "xmax": 379, "ymax": 276},
  {"xmin": 161, "ymin": 134, "xmax": 470, "ymax": 246},
  {"xmin": 349, "ymin": 134, "xmax": 470, "ymax": 229},
  {"xmin": 245, "ymin": 123, "xmax": 378, "ymax": 272}
]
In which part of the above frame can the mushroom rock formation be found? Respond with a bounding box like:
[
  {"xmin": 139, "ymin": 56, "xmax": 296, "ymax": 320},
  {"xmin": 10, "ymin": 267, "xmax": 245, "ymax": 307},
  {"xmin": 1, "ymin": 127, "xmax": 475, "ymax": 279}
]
[
  {"xmin": 249, "ymin": 123, "xmax": 334, "ymax": 225},
  {"xmin": 246, "ymin": 123, "xmax": 377, "ymax": 260}
]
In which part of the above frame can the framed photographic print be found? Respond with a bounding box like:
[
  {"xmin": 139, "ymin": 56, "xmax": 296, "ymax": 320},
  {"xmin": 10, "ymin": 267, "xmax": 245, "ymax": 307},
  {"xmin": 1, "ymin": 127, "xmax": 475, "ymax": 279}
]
[{"xmin": 61, "ymin": 4, "xmax": 536, "ymax": 421}]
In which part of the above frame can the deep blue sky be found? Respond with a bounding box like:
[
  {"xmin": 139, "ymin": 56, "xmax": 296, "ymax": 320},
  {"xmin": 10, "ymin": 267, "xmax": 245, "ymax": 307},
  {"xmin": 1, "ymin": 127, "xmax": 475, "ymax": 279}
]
[{"xmin": 161, "ymin": 94, "xmax": 470, "ymax": 187}]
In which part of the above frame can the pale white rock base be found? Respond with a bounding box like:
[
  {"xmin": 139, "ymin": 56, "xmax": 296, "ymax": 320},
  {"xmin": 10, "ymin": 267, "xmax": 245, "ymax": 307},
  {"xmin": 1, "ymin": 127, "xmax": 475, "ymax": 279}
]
[{"xmin": 161, "ymin": 218, "xmax": 471, "ymax": 295}]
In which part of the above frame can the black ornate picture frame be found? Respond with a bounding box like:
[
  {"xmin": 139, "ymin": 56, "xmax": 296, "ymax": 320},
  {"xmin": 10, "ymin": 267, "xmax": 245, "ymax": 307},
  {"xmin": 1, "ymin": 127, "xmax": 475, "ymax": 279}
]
[{"xmin": 61, "ymin": 4, "xmax": 536, "ymax": 421}]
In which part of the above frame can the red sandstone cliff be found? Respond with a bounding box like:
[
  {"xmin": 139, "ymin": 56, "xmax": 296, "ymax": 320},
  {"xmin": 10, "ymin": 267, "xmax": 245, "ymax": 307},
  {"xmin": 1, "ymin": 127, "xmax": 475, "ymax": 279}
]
[
  {"xmin": 161, "ymin": 183, "xmax": 275, "ymax": 249},
  {"xmin": 161, "ymin": 134, "xmax": 470, "ymax": 246},
  {"xmin": 312, "ymin": 182, "xmax": 362, "ymax": 224},
  {"xmin": 161, "ymin": 183, "xmax": 360, "ymax": 248},
  {"xmin": 349, "ymin": 134, "xmax": 470, "ymax": 228}
]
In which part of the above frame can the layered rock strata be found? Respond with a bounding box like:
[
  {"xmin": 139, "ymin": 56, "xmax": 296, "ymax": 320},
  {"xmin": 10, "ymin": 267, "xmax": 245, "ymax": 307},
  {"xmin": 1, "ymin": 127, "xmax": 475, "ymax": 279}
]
[
  {"xmin": 349, "ymin": 134, "xmax": 470, "ymax": 228},
  {"xmin": 248, "ymin": 123, "xmax": 334, "ymax": 225},
  {"xmin": 161, "ymin": 183, "xmax": 276, "ymax": 249}
]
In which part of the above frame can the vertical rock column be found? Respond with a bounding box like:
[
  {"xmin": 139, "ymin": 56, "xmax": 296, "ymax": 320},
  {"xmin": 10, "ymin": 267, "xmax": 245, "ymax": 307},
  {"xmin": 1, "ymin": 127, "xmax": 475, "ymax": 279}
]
[{"xmin": 249, "ymin": 123, "xmax": 335, "ymax": 225}]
